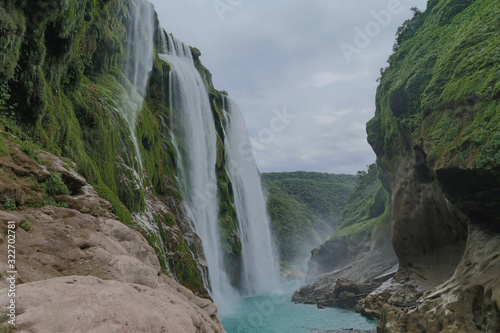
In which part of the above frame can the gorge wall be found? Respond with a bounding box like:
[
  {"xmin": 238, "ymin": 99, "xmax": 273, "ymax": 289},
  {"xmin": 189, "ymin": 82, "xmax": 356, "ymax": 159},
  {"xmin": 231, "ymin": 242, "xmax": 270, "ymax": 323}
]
[
  {"xmin": 361, "ymin": 0, "xmax": 500, "ymax": 331},
  {"xmin": 292, "ymin": 1, "xmax": 499, "ymax": 331},
  {"xmin": 0, "ymin": 0, "xmax": 247, "ymax": 294}
]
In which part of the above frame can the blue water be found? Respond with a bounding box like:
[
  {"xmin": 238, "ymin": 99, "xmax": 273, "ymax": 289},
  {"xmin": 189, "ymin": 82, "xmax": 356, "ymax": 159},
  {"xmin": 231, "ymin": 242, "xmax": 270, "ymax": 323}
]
[{"xmin": 221, "ymin": 282, "xmax": 376, "ymax": 333}]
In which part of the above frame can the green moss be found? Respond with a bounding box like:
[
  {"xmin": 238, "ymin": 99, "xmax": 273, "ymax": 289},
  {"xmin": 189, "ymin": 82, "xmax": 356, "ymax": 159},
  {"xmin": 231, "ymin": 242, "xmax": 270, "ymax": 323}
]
[
  {"xmin": 95, "ymin": 184, "xmax": 132, "ymax": 225},
  {"xmin": 20, "ymin": 140, "xmax": 40, "ymax": 162},
  {"xmin": 41, "ymin": 173, "xmax": 70, "ymax": 196},
  {"xmin": 369, "ymin": 0, "xmax": 500, "ymax": 173},
  {"xmin": 333, "ymin": 164, "xmax": 391, "ymax": 240},
  {"xmin": 20, "ymin": 221, "xmax": 32, "ymax": 232},
  {"xmin": 25, "ymin": 200, "xmax": 44, "ymax": 208},
  {"xmin": 0, "ymin": 139, "xmax": 9, "ymax": 156},
  {"xmin": 0, "ymin": 6, "xmax": 25, "ymax": 82},
  {"xmin": 3, "ymin": 198, "xmax": 17, "ymax": 210},
  {"xmin": 173, "ymin": 241, "xmax": 203, "ymax": 293}
]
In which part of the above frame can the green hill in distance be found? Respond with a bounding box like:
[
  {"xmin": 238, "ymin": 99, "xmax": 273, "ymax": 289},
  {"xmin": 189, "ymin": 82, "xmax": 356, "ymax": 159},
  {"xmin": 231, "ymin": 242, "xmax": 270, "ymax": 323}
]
[{"xmin": 261, "ymin": 171, "xmax": 357, "ymax": 274}]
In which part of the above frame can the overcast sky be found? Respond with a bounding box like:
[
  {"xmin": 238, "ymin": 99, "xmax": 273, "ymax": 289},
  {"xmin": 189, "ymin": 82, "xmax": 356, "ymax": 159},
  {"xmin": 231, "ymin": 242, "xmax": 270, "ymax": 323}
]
[{"xmin": 149, "ymin": 0, "xmax": 427, "ymax": 174}]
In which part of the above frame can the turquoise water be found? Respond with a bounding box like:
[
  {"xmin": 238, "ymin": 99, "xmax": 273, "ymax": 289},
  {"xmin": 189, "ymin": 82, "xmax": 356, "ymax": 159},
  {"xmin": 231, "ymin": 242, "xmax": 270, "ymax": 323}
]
[{"xmin": 220, "ymin": 282, "xmax": 376, "ymax": 333}]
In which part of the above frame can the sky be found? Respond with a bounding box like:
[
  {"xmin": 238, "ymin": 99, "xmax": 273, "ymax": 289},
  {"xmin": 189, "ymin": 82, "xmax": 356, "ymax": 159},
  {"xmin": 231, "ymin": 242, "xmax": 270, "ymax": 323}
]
[{"xmin": 149, "ymin": 0, "xmax": 428, "ymax": 174}]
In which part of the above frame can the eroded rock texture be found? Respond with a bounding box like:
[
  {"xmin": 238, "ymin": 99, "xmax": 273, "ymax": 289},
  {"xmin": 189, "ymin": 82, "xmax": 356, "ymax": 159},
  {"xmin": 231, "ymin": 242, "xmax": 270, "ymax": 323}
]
[
  {"xmin": 361, "ymin": 0, "xmax": 500, "ymax": 331},
  {"xmin": 0, "ymin": 142, "xmax": 224, "ymax": 332}
]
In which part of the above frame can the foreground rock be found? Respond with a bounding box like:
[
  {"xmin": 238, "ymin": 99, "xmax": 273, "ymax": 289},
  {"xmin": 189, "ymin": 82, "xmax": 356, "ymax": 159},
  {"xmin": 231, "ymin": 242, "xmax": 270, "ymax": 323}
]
[
  {"xmin": 7, "ymin": 276, "xmax": 220, "ymax": 333},
  {"xmin": 0, "ymin": 205, "xmax": 223, "ymax": 332},
  {"xmin": 0, "ymin": 142, "xmax": 224, "ymax": 332},
  {"xmin": 358, "ymin": 225, "xmax": 500, "ymax": 332}
]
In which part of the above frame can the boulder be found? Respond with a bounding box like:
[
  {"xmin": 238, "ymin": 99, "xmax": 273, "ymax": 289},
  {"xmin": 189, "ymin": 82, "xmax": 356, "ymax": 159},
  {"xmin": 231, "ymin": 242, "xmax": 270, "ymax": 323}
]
[{"xmin": 0, "ymin": 276, "xmax": 223, "ymax": 333}]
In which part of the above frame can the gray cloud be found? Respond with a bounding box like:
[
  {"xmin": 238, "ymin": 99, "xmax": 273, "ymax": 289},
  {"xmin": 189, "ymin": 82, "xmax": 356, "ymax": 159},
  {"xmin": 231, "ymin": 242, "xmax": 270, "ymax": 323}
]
[{"xmin": 150, "ymin": 0, "xmax": 427, "ymax": 174}]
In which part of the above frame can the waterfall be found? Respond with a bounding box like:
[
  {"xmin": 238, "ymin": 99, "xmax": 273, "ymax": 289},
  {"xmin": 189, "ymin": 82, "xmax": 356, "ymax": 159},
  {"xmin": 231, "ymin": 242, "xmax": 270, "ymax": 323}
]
[
  {"xmin": 223, "ymin": 98, "xmax": 281, "ymax": 295},
  {"xmin": 120, "ymin": 0, "xmax": 176, "ymax": 277},
  {"xmin": 121, "ymin": 0, "xmax": 155, "ymax": 174},
  {"xmin": 159, "ymin": 33, "xmax": 240, "ymax": 314}
]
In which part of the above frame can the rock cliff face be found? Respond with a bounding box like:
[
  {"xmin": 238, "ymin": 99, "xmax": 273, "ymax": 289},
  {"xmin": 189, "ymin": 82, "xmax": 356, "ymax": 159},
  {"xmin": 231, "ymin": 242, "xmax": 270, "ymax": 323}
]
[
  {"xmin": 0, "ymin": 0, "xmax": 242, "ymax": 297},
  {"xmin": 0, "ymin": 139, "xmax": 224, "ymax": 331},
  {"xmin": 0, "ymin": 0, "xmax": 248, "ymax": 330},
  {"xmin": 362, "ymin": 0, "xmax": 500, "ymax": 331}
]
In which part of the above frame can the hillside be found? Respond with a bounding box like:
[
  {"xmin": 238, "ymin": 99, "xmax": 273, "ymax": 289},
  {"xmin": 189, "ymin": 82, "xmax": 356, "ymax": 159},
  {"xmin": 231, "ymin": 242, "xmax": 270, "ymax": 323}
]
[
  {"xmin": 292, "ymin": 164, "xmax": 397, "ymax": 306},
  {"xmin": 261, "ymin": 171, "xmax": 356, "ymax": 270}
]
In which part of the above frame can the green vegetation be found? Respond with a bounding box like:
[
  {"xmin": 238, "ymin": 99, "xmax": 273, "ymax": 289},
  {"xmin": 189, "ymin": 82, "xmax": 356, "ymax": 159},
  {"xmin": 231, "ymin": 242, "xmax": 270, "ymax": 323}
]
[
  {"xmin": 261, "ymin": 172, "xmax": 357, "ymax": 264},
  {"xmin": 20, "ymin": 140, "xmax": 40, "ymax": 162},
  {"xmin": 333, "ymin": 164, "xmax": 390, "ymax": 239},
  {"xmin": 41, "ymin": 173, "xmax": 70, "ymax": 196},
  {"xmin": 39, "ymin": 172, "xmax": 70, "ymax": 207},
  {"xmin": 368, "ymin": 0, "xmax": 500, "ymax": 173},
  {"xmin": 20, "ymin": 221, "xmax": 32, "ymax": 232},
  {"xmin": 3, "ymin": 198, "xmax": 16, "ymax": 210},
  {"xmin": 0, "ymin": 0, "xmax": 224, "ymax": 292}
]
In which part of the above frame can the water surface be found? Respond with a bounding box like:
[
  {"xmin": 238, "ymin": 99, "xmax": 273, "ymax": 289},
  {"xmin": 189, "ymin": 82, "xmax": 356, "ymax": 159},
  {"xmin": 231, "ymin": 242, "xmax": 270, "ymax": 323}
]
[{"xmin": 221, "ymin": 286, "xmax": 376, "ymax": 333}]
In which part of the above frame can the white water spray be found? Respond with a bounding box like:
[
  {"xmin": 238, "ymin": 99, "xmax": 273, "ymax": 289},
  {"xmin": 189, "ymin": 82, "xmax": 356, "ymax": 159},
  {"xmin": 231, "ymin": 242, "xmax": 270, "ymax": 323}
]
[
  {"xmin": 121, "ymin": 0, "xmax": 155, "ymax": 173},
  {"xmin": 223, "ymin": 98, "xmax": 281, "ymax": 295},
  {"xmin": 159, "ymin": 34, "xmax": 240, "ymax": 314},
  {"xmin": 120, "ymin": 0, "xmax": 175, "ymax": 277}
]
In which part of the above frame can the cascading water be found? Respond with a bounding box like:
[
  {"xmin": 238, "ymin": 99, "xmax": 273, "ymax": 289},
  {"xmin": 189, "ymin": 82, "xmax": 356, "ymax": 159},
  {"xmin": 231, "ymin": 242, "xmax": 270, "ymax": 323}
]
[
  {"xmin": 222, "ymin": 98, "xmax": 281, "ymax": 295},
  {"xmin": 159, "ymin": 34, "xmax": 240, "ymax": 314},
  {"xmin": 123, "ymin": 0, "xmax": 282, "ymax": 312},
  {"xmin": 122, "ymin": 0, "xmax": 155, "ymax": 174},
  {"xmin": 119, "ymin": 0, "xmax": 176, "ymax": 276}
]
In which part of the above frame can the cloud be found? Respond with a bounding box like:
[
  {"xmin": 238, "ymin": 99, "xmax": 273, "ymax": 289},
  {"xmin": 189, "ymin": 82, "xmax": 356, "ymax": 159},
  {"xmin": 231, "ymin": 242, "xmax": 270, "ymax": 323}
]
[{"xmin": 311, "ymin": 71, "xmax": 370, "ymax": 88}]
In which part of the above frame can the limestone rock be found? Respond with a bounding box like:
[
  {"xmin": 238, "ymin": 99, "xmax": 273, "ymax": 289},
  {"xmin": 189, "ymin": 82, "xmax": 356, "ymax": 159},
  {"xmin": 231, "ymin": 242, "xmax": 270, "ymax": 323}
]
[
  {"xmin": 361, "ymin": 226, "xmax": 500, "ymax": 332},
  {"xmin": 307, "ymin": 239, "xmax": 349, "ymax": 283},
  {"xmin": 56, "ymin": 185, "xmax": 115, "ymax": 218},
  {"xmin": 291, "ymin": 214, "xmax": 397, "ymax": 309},
  {"xmin": 1, "ymin": 275, "xmax": 223, "ymax": 333},
  {"xmin": 0, "ymin": 205, "xmax": 225, "ymax": 332},
  {"xmin": 0, "ymin": 144, "xmax": 50, "ymax": 181},
  {"xmin": 38, "ymin": 151, "xmax": 87, "ymax": 191}
]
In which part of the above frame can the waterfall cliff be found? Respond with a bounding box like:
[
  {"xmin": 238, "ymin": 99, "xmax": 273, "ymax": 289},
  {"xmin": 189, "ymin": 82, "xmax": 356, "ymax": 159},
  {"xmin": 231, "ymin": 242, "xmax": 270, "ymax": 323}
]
[{"xmin": 0, "ymin": 0, "xmax": 281, "ymax": 317}]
